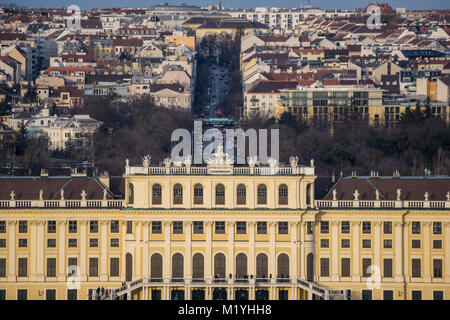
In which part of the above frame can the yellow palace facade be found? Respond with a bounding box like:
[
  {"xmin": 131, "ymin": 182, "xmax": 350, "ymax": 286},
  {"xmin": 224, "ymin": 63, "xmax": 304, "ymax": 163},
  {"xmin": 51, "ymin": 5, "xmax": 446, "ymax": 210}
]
[{"xmin": 0, "ymin": 152, "xmax": 449, "ymax": 300}]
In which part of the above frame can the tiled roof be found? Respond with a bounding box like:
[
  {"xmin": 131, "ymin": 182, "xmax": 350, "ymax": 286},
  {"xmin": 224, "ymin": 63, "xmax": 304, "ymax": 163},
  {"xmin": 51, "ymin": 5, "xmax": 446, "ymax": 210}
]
[
  {"xmin": 0, "ymin": 176, "xmax": 116, "ymax": 200},
  {"xmin": 323, "ymin": 176, "xmax": 450, "ymax": 201},
  {"xmin": 247, "ymin": 80, "xmax": 298, "ymax": 94}
]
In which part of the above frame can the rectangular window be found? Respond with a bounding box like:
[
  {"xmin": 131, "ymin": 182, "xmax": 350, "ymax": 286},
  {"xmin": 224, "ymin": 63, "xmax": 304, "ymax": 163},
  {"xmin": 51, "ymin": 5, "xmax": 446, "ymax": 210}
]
[
  {"xmin": 127, "ymin": 221, "xmax": 133, "ymax": 234},
  {"xmin": 362, "ymin": 221, "xmax": 371, "ymax": 234},
  {"xmin": 433, "ymin": 222, "xmax": 442, "ymax": 235},
  {"xmin": 0, "ymin": 221, "xmax": 5, "ymax": 233},
  {"xmin": 0, "ymin": 239, "xmax": 5, "ymax": 248},
  {"xmin": 362, "ymin": 239, "xmax": 371, "ymax": 248},
  {"xmin": 411, "ymin": 290, "xmax": 422, "ymax": 300},
  {"xmin": 0, "ymin": 258, "xmax": 6, "ymax": 277},
  {"xmin": 47, "ymin": 258, "xmax": 56, "ymax": 277},
  {"xmin": 383, "ymin": 221, "xmax": 392, "ymax": 234},
  {"xmin": 412, "ymin": 239, "xmax": 421, "ymax": 249},
  {"xmin": 412, "ymin": 259, "xmax": 421, "ymax": 278},
  {"xmin": 89, "ymin": 258, "xmax": 98, "ymax": 277},
  {"xmin": 18, "ymin": 238, "xmax": 27, "ymax": 248},
  {"xmin": 68, "ymin": 258, "xmax": 77, "ymax": 276},
  {"xmin": 341, "ymin": 258, "xmax": 350, "ymax": 277},
  {"xmin": 68, "ymin": 238, "xmax": 77, "ymax": 248},
  {"xmin": 215, "ymin": 221, "xmax": 225, "ymax": 234},
  {"xmin": 67, "ymin": 289, "xmax": 77, "ymax": 300},
  {"xmin": 110, "ymin": 238, "xmax": 120, "ymax": 247},
  {"xmin": 257, "ymin": 222, "xmax": 267, "ymax": 234},
  {"xmin": 236, "ymin": 222, "xmax": 246, "ymax": 234},
  {"xmin": 383, "ymin": 259, "xmax": 393, "ymax": 278},
  {"xmin": 193, "ymin": 221, "xmax": 203, "ymax": 234},
  {"xmin": 90, "ymin": 221, "xmax": 98, "ymax": 233},
  {"xmin": 68, "ymin": 221, "xmax": 77, "ymax": 233},
  {"xmin": 17, "ymin": 289, "xmax": 27, "ymax": 300},
  {"xmin": 306, "ymin": 222, "xmax": 313, "ymax": 235},
  {"xmin": 433, "ymin": 291, "xmax": 443, "ymax": 300},
  {"xmin": 383, "ymin": 290, "xmax": 393, "ymax": 300},
  {"xmin": 341, "ymin": 221, "xmax": 350, "ymax": 234},
  {"xmin": 320, "ymin": 258, "xmax": 329, "ymax": 277},
  {"xmin": 110, "ymin": 257, "xmax": 119, "ymax": 277},
  {"xmin": 0, "ymin": 289, "xmax": 5, "ymax": 300},
  {"xmin": 172, "ymin": 221, "xmax": 183, "ymax": 234},
  {"xmin": 383, "ymin": 239, "xmax": 393, "ymax": 249},
  {"xmin": 83, "ymin": 236, "xmax": 94, "ymax": 247},
  {"xmin": 362, "ymin": 258, "xmax": 372, "ymax": 277},
  {"xmin": 320, "ymin": 239, "xmax": 329, "ymax": 248},
  {"xmin": 19, "ymin": 221, "xmax": 27, "ymax": 233},
  {"xmin": 18, "ymin": 258, "xmax": 27, "ymax": 277},
  {"xmin": 412, "ymin": 222, "xmax": 421, "ymax": 234},
  {"xmin": 433, "ymin": 239, "xmax": 442, "ymax": 249},
  {"xmin": 278, "ymin": 222, "xmax": 288, "ymax": 234},
  {"xmin": 433, "ymin": 259, "xmax": 442, "ymax": 278},
  {"xmin": 341, "ymin": 239, "xmax": 350, "ymax": 248},
  {"xmin": 152, "ymin": 222, "xmax": 162, "ymax": 234},
  {"xmin": 152, "ymin": 289, "xmax": 161, "ymax": 300},
  {"xmin": 47, "ymin": 221, "xmax": 56, "ymax": 233},
  {"xmin": 320, "ymin": 221, "xmax": 329, "ymax": 234},
  {"xmin": 110, "ymin": 220, "xmax": 119, "ymax": 233},
  {"xmin": 361, "ymin": 290, "xmax": 372, "ymax": 300},
  {"xmin": 46, "ymin": 289, "xmax": 56, "ymax": 300}
]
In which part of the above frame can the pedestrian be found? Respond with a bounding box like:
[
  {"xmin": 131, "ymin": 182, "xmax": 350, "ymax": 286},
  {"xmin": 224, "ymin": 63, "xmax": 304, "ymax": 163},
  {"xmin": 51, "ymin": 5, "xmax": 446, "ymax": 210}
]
[{"xmin": 101, "ymin": 287, "xmax": 105, "ymax": 296}]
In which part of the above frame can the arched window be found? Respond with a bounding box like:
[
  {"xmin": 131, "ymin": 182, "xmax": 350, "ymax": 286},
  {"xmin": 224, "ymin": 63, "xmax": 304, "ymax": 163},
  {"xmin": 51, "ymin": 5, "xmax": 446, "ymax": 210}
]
[
  {"xmin": 277, "ymin": 253, "xmax": 290, "ymax": 282},
  {"xmin": 173, "ymin": 184, "xmax": 183, "ymax": 205},
  {"xmin": 256, "ymin": 253, "xmax": 268, "ymax": 282},
  {"xmin": 279, "ymin": 184, "xmax": 288, "ymax": 205},
  {"xmin": 128, "ymin": 183, "xmax": 134, "ymax": 204},
  {"xmin": 194, "ymin": 184, "xmax": 203, "ymax": 205},
  {"xmin": 236, "ymin": 184, "xmax": 246, "ymax": 205},
  {"xmin": 192, "ymin": 253, "xmax": 204, "ymax": 281},
  {"xmin": 214, "ymin": 253, "xmax": 226, "ymax": 280},
  {"xmin": 125, "ymin": 253, "xmax": 133, "ymax": 282},
  {"xmin": 152, "ymin": 184, "xmax": 162, "ymax": 205},
  {"xmin": 215, "ymin": 184, "xmax": 225, "ymax": 205},
  {"xmin": 257, "ymin": 184, "xmax": 267, "ymax": 205},
  {"xmin": 235, "ymin": 253, "xmax": 247, "ymax": 279},
  {"xmin": 172, "ymin": 253, "xmax": 183, "ymax": 281},
  {"xmin": 150, "ymin": 253, "xmax": 162, "ymax": 281}
]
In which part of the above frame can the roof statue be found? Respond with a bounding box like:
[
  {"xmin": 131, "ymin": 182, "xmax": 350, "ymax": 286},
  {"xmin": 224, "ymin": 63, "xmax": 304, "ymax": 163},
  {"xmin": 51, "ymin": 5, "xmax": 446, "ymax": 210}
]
[
  {"xmin": 142, "ymin": 155, "xmax": 151, "ymax": 168},
  {"xmin": 206, "ymin": 144, "xmax": 234, "ymax": 166},
  {"xmin": 289, "ymin": 156, "xmax": 298, "ymax": 168},
  {"xmin": 353, "ymin": 189, "xmax": 360, "ymax": 201},
  {"xmin": 163, "ymin": 158, "xmax": 172, "ymax": 167}
]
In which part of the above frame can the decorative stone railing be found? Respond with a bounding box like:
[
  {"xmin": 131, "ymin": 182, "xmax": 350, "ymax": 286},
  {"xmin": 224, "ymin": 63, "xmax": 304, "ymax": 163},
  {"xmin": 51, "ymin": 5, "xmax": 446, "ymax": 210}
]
[
  {"xmin": 316, "ymin": 200, "xmax": 450, "ymax": 209},
  {"xmin": 0, "ymin": 200, "xmax": 123, "ymax": 208},
  {"xmin": 125, "ymin": 165, "xmax": 315, "ymax": 176}
]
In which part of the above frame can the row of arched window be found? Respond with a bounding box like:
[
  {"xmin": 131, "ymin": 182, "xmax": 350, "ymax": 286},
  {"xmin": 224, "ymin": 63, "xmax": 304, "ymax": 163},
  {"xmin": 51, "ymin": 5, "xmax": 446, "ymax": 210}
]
[
  {"xmin": 128, "ymin": 183, "xmax": 292, "ymax": 206},
  {"xmin": 147, "ymin": 252, "xmax": 291, "ymax": 281}
]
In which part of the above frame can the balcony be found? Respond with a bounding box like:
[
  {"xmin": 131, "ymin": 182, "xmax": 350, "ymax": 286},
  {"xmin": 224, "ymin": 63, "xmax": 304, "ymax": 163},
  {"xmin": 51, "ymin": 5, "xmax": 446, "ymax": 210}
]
[
  {"xmin": 0, "ymin": 200, "xmax": 123, "ymax": 209},
  {"xmin": 315, "ymin": 200, "xmax": 449, "ymax": 209}
]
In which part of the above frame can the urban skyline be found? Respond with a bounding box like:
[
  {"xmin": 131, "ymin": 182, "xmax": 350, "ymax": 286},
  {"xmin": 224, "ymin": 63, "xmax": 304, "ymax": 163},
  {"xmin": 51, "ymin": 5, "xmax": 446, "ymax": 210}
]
[{"xmin": 0, "ymin": 0, "xmax": 448, "ymax": 10}]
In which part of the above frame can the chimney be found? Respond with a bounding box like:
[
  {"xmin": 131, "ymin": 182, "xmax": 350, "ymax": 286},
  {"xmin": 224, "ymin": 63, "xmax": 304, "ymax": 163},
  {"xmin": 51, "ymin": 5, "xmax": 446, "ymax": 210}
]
[
  {"xmin": 40, "ymin": 168, "xmax": 48, "ymax": 177},
  {"xmin": 99, "ymin": 171, "xmax": 110, "ymax": 189}
]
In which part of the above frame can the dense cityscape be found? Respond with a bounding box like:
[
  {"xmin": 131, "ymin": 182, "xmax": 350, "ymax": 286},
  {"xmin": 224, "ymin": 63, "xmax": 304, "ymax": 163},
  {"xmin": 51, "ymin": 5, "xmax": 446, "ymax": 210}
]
[{"xmin": 0, "ymin": 1, "xmax": 449, "ymax": 302}]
